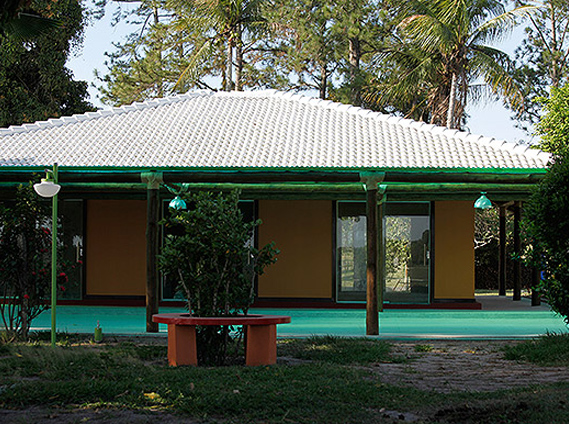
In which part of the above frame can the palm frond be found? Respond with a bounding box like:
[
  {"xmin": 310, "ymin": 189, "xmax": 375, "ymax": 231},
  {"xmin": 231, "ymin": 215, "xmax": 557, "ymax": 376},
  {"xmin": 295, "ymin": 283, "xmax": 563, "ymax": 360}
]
[
  {"xmin": 3, "ymin": 12, "xmax": 62, "ymax": 41},
  {"xmin": 470, "ymin": 4, "xmax": 541, "ymax": 46}
]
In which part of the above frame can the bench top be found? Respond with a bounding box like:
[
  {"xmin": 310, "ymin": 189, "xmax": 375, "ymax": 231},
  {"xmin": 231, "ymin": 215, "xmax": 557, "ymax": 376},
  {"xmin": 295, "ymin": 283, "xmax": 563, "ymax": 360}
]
[{"xmin": 152, "ymin": 313, "xmax": 291, "ymax": 326}]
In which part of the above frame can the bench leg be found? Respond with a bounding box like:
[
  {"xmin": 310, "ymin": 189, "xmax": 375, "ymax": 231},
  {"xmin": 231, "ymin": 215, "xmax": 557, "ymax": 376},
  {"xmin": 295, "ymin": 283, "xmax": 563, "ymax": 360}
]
[
  {"xmin": 167, "ymin": 324, "xmax": 197, "ymax": 366},
  {"xmin": 245, "ymin": 324, "xmax": 277, "ymax": 366}
]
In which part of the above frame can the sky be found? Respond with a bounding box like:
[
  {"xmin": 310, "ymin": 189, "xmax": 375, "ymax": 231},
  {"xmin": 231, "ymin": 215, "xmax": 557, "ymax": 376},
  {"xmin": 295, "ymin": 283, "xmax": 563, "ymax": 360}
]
[{"xmin": 67, "ymin": 3, "xmax": 534, "ymax": 145}]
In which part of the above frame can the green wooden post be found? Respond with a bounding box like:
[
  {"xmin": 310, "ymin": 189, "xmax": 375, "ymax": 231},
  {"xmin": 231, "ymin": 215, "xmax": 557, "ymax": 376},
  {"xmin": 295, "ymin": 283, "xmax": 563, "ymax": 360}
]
[{"xmin": 51, "ymin": 164, "xmax": 58, "ymax": 347}]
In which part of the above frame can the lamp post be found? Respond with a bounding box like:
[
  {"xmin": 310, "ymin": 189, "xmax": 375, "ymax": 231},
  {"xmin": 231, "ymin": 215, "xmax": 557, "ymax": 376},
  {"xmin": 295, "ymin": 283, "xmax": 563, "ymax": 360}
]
[{"xmin": 33, "ymin": 163, "xmax": 61, "ymax": 347}]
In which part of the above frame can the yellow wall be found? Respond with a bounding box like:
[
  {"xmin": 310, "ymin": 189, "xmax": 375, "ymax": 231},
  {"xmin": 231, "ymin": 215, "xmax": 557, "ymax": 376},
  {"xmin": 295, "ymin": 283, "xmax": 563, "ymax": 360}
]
[
  {"xmin": 257, "ymin": 200, "xmax": 332, "ymax": 298},
  {"xmin": 434, "ymin": 201, "xmax": 475, "ymax": 299},
  {"xmin": 86, "ymin": 200, "xmax": 147, "ymax": 296}
]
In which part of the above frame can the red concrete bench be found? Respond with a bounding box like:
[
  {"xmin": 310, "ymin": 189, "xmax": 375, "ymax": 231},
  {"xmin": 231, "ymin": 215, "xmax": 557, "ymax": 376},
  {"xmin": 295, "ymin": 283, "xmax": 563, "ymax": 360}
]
[{"xmin": 152, "ymin": 313, "xmax": 291, "ymax": 366}]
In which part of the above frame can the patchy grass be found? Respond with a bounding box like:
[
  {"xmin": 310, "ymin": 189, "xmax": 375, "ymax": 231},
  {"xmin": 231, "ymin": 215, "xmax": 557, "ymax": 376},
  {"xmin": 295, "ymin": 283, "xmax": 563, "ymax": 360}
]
[
  {"xmin": 277, "ymin": 336, "xmax": 406, "ymax": 365},
  {"xmin": 0, "ymin": 337, "xmax": 568, "ymax": 423},
  {"xmin": 503, "ymin": 332, "xmax": 569, "ymax": 366}
]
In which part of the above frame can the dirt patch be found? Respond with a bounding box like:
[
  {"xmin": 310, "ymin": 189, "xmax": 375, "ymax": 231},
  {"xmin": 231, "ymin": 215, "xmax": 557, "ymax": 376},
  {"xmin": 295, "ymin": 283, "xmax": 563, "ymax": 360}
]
[
  {"xmin": 0, "ymin": 406, "xmax": 198, "ymax": 424},
  {"xmin": 370, "ymin": 340, "xmax": 569, "ymax": 393}
]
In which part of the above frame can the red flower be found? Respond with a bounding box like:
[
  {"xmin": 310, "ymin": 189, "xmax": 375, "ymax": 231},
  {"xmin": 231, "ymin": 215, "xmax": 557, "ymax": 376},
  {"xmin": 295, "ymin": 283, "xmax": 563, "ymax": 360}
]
[
  {"xmin": 59, "ymin": 285, "xmax": 66, "ymax": 292},
  {"xmin": 57, "ymin": 272, "xmax": 68, "ymax": 284},
  {"xmin": 23, "ymin": 294, "xmax": 30, "ymax": 300}
]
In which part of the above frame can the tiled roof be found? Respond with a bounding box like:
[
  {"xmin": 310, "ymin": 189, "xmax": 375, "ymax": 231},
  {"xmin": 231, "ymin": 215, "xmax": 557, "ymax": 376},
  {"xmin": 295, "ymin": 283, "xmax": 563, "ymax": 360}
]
[{"xmin": 0, "ymin": 90, "xmax": 549, "ymax": 170}]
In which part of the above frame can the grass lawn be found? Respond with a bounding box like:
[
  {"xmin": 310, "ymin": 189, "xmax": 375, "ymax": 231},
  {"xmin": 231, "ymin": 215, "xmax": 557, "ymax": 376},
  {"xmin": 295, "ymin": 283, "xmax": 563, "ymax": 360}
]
[{"xmin": 0, "ymin": 334, "xmax": 568, "ymax": 423}]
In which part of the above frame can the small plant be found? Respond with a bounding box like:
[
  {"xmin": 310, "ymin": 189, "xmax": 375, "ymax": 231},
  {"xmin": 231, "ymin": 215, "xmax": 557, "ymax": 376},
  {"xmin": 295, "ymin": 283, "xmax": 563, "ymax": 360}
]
[
  {"xmin": 158, "ymin": 190, "xmax": 278, "ymax": 365},
  {"xmin": 414, "ymin": 344, "xmax": 433, "ymax": 353}
]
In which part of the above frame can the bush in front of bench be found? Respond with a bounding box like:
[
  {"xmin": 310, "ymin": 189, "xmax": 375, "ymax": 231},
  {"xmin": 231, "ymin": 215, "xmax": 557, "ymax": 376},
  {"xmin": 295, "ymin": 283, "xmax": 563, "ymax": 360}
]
[{"xmin": 159, "ymin": 190, "xmax": 278, "ymax": 365}]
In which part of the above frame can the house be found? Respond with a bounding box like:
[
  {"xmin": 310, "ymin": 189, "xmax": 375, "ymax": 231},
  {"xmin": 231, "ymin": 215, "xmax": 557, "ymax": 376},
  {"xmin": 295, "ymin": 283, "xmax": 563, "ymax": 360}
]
[{"xmin": 0, "ymin": 90, "xmax": 549, "ymax": 333}]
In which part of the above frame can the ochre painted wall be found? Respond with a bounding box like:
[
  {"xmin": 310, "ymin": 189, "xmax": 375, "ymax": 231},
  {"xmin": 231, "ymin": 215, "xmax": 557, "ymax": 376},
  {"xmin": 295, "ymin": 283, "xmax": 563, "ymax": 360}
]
[
  {"xmin": 434, "ymin": 201, "xmax": 475, "ymax": 300},
  {"xmin": 86, "ymin": 200, "xmax": 147, "ymax": 296},
  {"xmin": 257, "ymin": 200, "xmax": 332, "ymax": 299}
]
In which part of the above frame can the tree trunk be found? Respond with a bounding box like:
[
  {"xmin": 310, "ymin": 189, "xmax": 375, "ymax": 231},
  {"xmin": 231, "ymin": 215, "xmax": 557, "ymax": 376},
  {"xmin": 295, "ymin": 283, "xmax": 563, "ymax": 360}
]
[
  {"xmin": 226, "ymin": 36, "xmax": 234, "ymax": 91},
  {"xmin": 446, "ymin": 72, "xmax": 458, "ymax": 129},
  {"xmin": 319, "ymin": 64, "xmax": 327, "ymax": 99},
  {"xmin": 235, "ymin": 24, "xmax": 243, "ymax": 91},
  {"xmin": 348, "ymin": 37, "xmax": 361, "ymax": 106}
]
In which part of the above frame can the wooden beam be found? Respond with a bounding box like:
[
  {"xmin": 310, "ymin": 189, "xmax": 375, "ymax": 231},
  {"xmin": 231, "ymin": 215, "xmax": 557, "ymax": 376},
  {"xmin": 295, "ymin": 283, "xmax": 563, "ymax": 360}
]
[
  {"xmin": 142, "ymin": 172, "xmax": 162, "ymax": 332},
  {"xmin": 363, "ymin": 174, "xmax": 385, "ymax": 336},
  {"xmin": 366, "ymin": 185, "xmax": 379, "ymax": 335},
  {"xmin": 513, "ymin": 201, "xmax": 522, "ymax": 301},
  {"xmin": 0, "ymin": 168, "xmax": 546, "ymax": 185}
]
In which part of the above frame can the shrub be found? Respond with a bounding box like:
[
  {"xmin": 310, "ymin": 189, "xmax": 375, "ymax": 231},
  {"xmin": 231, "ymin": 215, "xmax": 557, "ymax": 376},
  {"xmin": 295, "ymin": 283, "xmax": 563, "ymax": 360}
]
[
  {"xmin": 158, "ymin": 190, "xmax": 278, "ymax": 364},
  {"xmin": 524, "ymin": 154, "xmax": 569, "ymax": 324},
  {"xmin": 0, "ymin": 184, "xmax": 57, "ymax": 340}
]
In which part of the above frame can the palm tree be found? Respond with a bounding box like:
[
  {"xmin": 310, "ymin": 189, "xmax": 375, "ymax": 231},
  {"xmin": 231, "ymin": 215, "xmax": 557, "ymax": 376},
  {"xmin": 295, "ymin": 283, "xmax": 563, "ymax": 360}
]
[
  {"xmin": 171, "ymin": 0, "xmax": 267, "ymax": 91},
  {"xmin": 368, "ymin": 0, "xmax": 537, "ymax": 129}
]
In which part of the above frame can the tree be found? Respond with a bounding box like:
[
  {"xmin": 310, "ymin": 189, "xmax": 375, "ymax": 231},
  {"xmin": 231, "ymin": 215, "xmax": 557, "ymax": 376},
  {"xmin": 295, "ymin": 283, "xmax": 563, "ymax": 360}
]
[
  {"xmin": 0, "ymin": 0, "xmax": 94, "ymax": 127},
  {"xmin": 524, "ymin": 83, "xmax": 569, "ymax": 324},
  {"xmin": 158, "ymin": 190, "xmax": 278, "ymax": 364},
  {"xmin": 512, "ymin": 0, "xmax": 569, "ymax": 131},
  {"xmin": 0, "ymin": 184, "xmax": 67, "ymax": 340},
  {"xmin": 369, "ymin": 0, "xmax": 535, "ymax": 129},
  {"xmin": 327, "ymin": 0, "xmax": 387, "ymax": 106},
  {"xmin": 99, "ymin": 0, "xmax": 270, "ymax": 105}
]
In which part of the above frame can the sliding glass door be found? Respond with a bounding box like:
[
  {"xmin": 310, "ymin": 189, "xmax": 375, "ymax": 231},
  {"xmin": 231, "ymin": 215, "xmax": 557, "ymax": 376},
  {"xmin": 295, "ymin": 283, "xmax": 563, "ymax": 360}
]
[{"xmin": 336, "ymin": 202, "xmax": 430, "ymax": 304}]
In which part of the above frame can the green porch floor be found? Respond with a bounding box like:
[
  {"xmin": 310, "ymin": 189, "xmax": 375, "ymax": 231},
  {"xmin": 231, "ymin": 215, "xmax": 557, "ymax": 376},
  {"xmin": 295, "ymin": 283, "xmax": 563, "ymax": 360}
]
[{"xmin": 32, "ymin": 299, "xmax": 569, "ymax": 339}]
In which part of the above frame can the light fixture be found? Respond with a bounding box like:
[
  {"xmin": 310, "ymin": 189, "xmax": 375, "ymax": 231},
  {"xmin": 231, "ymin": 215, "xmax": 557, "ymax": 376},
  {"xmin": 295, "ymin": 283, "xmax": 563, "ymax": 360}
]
[
  {"xmin": 169, "ymin": 195, "xmax": 187, "ymax": 210},
  {"xmin": 33, "ymin": 179, "xmax": 61, "ymax": 198},
  {"xmin": 474, "ymin": 192, "xmax": 492, "ymax": 210},
  {"xmin": 33, "ymin": 164, "xmax": 60, "ymax": 347}
]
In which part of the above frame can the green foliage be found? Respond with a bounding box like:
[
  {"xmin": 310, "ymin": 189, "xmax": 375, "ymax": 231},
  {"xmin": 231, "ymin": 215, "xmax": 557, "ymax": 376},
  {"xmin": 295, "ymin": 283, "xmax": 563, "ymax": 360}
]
[
  {"xmin": 0, "ymin": 184, "xmax": 53, "ymax": 340},
  {"xmin": 158, "ymin": 190, "xmax": 278, "ymax": 364},
  {"xmin": 503, "ymin": 332, "xmax": 569, "ymax": 366},
  {"xmin": 536, "ymin": 84, "xmax": 569, "ymax": 154},
  {"xmin": 524, "ymin": 153, "xmax": 569, "ymax": 323},
  {"xmin": 524, "ymin": 85, "xmax": 569, "ymax": 322},
  {"xmin": 0, "ymin": 0, "xmax": 94, "ymax": 127}
]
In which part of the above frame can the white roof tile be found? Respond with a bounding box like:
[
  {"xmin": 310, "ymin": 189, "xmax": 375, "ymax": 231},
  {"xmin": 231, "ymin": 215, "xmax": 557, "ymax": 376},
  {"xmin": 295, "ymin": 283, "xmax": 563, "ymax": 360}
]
[{"xmin": 0, "ymin": 90, "xmax": 550, "ymax": 169}]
